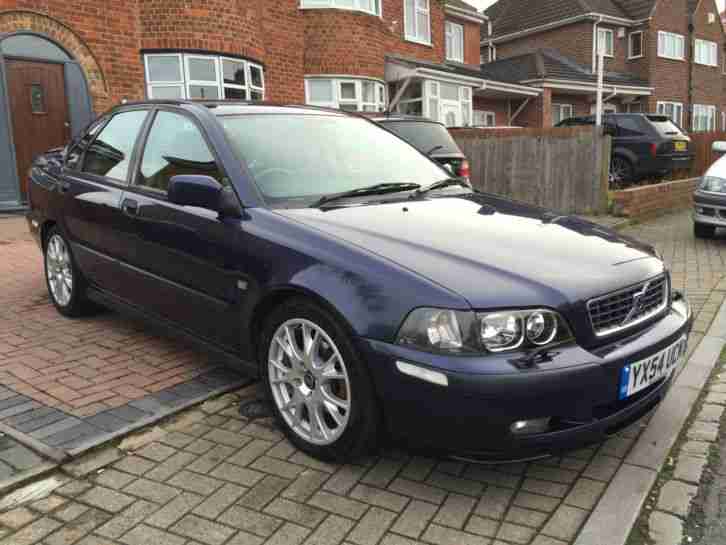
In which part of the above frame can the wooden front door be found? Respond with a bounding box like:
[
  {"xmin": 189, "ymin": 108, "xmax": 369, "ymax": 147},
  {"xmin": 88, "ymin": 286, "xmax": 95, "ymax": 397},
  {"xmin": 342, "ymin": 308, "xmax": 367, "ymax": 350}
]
[{"xmin": 6, "ymin": 60, "xmax": 70, "ymax": 199}]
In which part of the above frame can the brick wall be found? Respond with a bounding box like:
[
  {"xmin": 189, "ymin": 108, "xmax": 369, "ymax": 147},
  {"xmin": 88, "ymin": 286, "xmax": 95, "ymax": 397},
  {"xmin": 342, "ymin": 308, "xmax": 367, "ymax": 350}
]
[
  {"xmin": 495, "ymin": 21, "xmax": 594, "ymax": 67},
  {"xmin": 446, "ymin": 14, "xmax": 481, "ymax": 66},
  {"xmin": 690, "ymin": 0, "xmax": 726, "ymax": 129},
  {"xmin": 472, "ymin": 96, "xmax": 510, "ymax": 125},
  {"xmin": 611, "ymin": 178, "xmax": 699, "ymax": 220}
]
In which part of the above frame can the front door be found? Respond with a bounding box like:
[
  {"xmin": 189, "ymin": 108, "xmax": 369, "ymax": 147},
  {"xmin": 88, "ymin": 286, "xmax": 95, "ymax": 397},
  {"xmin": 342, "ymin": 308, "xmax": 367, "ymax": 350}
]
[
  {"xmin": 441, "ymin": 103, "xmax": 460, "ymax": 128},
  {"xmin": 6, "ymin": 60, "xmax": 70, "ymax": 199}
]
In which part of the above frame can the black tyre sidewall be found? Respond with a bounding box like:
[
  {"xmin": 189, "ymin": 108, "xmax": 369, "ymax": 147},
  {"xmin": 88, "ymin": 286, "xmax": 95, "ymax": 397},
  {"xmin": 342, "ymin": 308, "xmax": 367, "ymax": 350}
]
[{"xmin": 259, "ymin": 298, "xmax": 379, "ymax": 462}]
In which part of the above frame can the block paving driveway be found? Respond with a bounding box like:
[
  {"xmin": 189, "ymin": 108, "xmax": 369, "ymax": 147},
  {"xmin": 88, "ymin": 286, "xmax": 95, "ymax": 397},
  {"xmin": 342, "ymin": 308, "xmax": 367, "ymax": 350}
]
[{"xmin": 0, "ymin": 210, "xmax": 725, "ymax": 545}]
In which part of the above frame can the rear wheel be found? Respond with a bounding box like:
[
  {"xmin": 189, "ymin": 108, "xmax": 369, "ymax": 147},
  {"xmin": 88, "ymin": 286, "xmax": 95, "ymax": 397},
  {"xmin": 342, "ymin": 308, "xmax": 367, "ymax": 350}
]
[
  {"xmin": 694, "ymin": 222, "xmax": 716, "ymax": 239},
  {"xmin": 610, "ymin": 156, "xmax": 635, "ymax": 188},
  {"xmin": 260, "ymin": 298, "xmax": 379, "ymax": 461},
  {"xmin": 44, "ymin": 227, "xmax": 94, "ymax": 317}
]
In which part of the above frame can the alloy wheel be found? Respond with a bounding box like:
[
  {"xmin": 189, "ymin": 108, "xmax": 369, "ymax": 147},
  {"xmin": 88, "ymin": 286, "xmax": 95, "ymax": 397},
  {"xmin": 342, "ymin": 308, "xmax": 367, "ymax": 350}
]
[
  {"xmin": 268, "ymin": 318, "xmax": 351, "ymax": 445},
  {"xmin": 610, "ymin": 157, "xmax": 630, "ymax": 187},
  {"xmin": 46, "ymin": 234, "xmax": 73, "ymax": 307}
]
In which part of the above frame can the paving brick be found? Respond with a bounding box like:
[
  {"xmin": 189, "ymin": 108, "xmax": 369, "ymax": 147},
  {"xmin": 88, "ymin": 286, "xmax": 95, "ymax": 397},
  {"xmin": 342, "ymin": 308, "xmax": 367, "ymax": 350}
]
[
  {"xmin": 112, "ymin": 455, "xmax": 156, "ymax": 476},
  {"xmin": 63, "ymin": 448, "xmax": 123, "ymax": 478},
  {"xmin": 263, "ymin": 522, "xmax": 309, "ymax": 545},
  {"xmin": 250, "ymin": 456, "xmax": 304, "ymax": 479},
  {"xmin": 422, "ymin": 523, "xmax": 490, "ymax": 545},
  {"xmin": 135, "ymin": 442, "xmax": 177, "ymax": 462},
  {"xmin": 184, "ymin": 438, "xmax": 215, "ymax": 455},
  {"xmin": 347, "ymin": 507, "xmax": 397, "ymax": 545},
  {"xmin": 238, "ymin": 475, "xmax": 291, "ymax": 510},
  {"xmin": 323, "ymin": 465, "xmax": 368, "ymax": 495},
  {"xmin": 119, "ymin": 524, "xmax": 185, "ymax": 545},
  {"xmin": 0, "ymin": 516, "xmax": 61, "ymax": 545},
  {"xmin": 78, "ymin": 486, "xmax": 135, "ymax": 513},
  {"xmin": 474, "ymin": 486, "xmax": 515, "ymax": 520},
  {"xmin": 497, "ymin": 522, "xmax": 537, "ymax": 544},
  {"xmin": 674, "ymin": 455, "xmax": 708, "ymax": 484},
  {"xmin": 264, "ymin": 498, "xmax": 328, "ymax": 529},
  {"xmin": 55, "ymin": 503, "xmax": 90, "ymax": 523},
  {"xmin": 225, "ymin": 530, "xmax": 265, "ymax": 545},
  {"xmin": 361, "ymin": 458, "xmax": 404, "ymax": 488},
  {"xmin": 284, "ymin": 469, "xmax": 329, "ymax": 502},
  {"xmin": 388, "ymin": 478, "xmax": 447, "ymax": 505},
  {"xmin": 380, "ymin": 536, "xmax": 425, "ymax": 545},
  {"xmin": 30, "ymin": 494, "xmax": 67, "ymax": 513},
  {"xmin": 287, "ymin": 451, "xmax": 337, "ymax": 474},
  {"xmin": 400, "ymin": 457, "xmax": 436, "ymax": 482},
  {"xmin": 434, "ymin": 493, "xmax": 477, "ymax": 529},
  {"xmin": 426, "ymin": 472, "xmax": 484, "ymax": 497},
  {"xmin": 144, "ymin": 451, "xmax": 197, "ymax": 482},
  {"xmin": 0, "ymin": 507, "xmax": 37, "ymax": 529},
  {"xmin": 218, "ymin": 505, "xmax": 283, "ymax": 537},
  {"xmin": 582, "ymin": 455, "xmax": 621, "ymax": 482},
  {"xmin": 193, "ymin": 482, "xmax": 247, "ymax": 519},
  {"xmin": 171, "ymin": 514, "xmax": 235, "ymax": 545},
  {"xmin": 349, "ymin": 484, "xmax": 409, "ymax": 512},
  {"xmin": 657, "ymin": 480, "xmax": 698, "ymax": 517},
  {"xmin": 512, "ymin": 492, "xmax": 560, "ymax": 513},
  {"xmin": 686, "ymin": 421, "xmax": 719, "ymax": 442},
  {"xmin": 303, "ymin": 514, "xmax": 355, "ymax": 545},
  {"xmin": 308, "ymin": 490, "xmax": 368, "ymax": 520},
  {"xmin": 166, "ymin": 470, "xmax": 224, "ymax": 495},
  {"xmin": 204, "ymin": 428, "xmax": 254, "ymax": 449},
  {"xmin": 123, "ymin": 478, "xmax": 180, "ymax": 504},
  {"xmin": 462, "ymin": 467, "xmax": 521, "ymax": 489},
  {"xmin": 146, "ymin": 491, "xmax": 203, "ymax": 529},
  {"xmin": 185, "ymin": 445, "xmax": 236, "ymax": 474},
  {"xmin": 209, "ymin": 462, "xmax": 265, "ymax": 487},
  {"xmin": 697, "ymin": 403, "xmax": 725, "ymax": 422},
  {"xmin": 44, "ymin": 509, "xmax": 111, "ymax": 545},
  {"xmin": 681, "ymin": 441, "xmax": 711, "ymax": 457},
  {"xmin": 505, "ymin": 506, "xmax": 548, "ymax": 528},
  {"xmin": 391, "ymin": 499, "xmax": 438, "ymax": 538},
  {"xmin": 541, "ymin": 505, "xmax": 589, "ymax": 541},
  {"xmin": 96, "ymin": 500, "xmax": 157, "ymax": 539},
  {"xmin": 564, "ymin": 478, "xmax": 606, "ymax": 510},
  {"xmin": 465, "ymin": 515, "xmax": 499, "ymax": 538},
  {"xmin": 649, "ymin": 510, "xmax": 683, "ymax": 545}
]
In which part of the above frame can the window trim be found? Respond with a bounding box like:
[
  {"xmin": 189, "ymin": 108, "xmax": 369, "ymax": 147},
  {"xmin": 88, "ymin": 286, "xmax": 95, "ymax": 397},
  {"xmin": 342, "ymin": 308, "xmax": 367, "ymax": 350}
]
[
  {"xmin": 445, "ymin": 21, "xmax": 464, "ymax": 63},
  {"xmin": 404, "ymin": 0, "xmax": 432, "ymax": 46},
  {"xmin": 144, "ymin": 52, "xmax": 185, "ymax": 100},
  {"xmin": 184, "ymin": 54, "xmax": 222, "ymax": 100},
  {"xmin": 657, "ymin": 31, "xmax": 685, "ymax": 61},
  {"xmin": 305, "ymin": 76, "xmax": 387, "ymax": 112},
  {"xmin": 694, "ymin": 38, "xmax": 718, "ymax": 67},
  {"xmin": 628, "ymin": 31, "xmax": 644, "ymax": 59},
  {"xmin": 656, "ymin": 101, "xmax": 684, "ymax": 127},
  {"xmin": 597, "ymin": 28, "xmax": 614, "ymax": 58},
  {"xmin": 473, "ymin": 110, "xmax": 496, "ymax": 127},
  {"xmin": 692, "ymin": 104, "xmax": 717, "ymax": 132},
  {"xmin": 552, "ymin": 103, "xmax": 574, "ymax": 126},
  {"xmin": 298, "ymin": 0, "xmax": 381, "ymax": 17}
]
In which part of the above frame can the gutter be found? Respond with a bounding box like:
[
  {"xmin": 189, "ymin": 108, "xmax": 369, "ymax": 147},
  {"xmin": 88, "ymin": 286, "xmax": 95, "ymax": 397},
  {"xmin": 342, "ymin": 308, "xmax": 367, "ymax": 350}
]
[{"xmin": 445, "ymin": 4, "xmax": 487, "ymax": 24}]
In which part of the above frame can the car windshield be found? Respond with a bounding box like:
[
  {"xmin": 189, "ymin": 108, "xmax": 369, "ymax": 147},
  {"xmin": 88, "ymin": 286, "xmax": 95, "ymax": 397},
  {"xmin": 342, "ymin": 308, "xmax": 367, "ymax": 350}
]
[
  {"xmin": 220, "ymin": 114, "xmax": 448, "ymax": 207},
  {"xmin": 646, "ymin": 116, "xmax": 684, "ymax": 136},
  {"xmin": 379, "ymin": 121, "xmax": 462, "ymax": 155}
]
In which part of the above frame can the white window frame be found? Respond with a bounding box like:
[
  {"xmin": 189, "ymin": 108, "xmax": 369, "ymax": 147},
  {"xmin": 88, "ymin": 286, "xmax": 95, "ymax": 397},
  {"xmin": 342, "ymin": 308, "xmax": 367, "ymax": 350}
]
[
  {"xmin": 552, "ymin": 104, "xmax": 574, "ymax": 126},
  {"xmin": 305, "ymin": 77, "xmax": 386, "ymax": 112},
  {"xmin": 404, "ymin": 0, "xmax": 431, "ymax": 46},
  {"xmin": 445, "ymin": 21, "xmax": 464, "ymax": 63},
  {"xmin": 694, "ymin": 38, "xmax": 718, "ymax": 67},
  {"xmin": 473, "ymin": 110, "xmax": 496, "ymax": 126},
  {"xmin": 693, "ymin": 104, "xmax": 717, "ymax": 132},
  {"xmin": 299, "ymin": 0, "xmax": 381, "ymax": 16},
  {"xmin": 628, "ymin": 31, "xmax": 644, "ymax": 59},
  {"xmin": 144, "ymin": 53, "xmax": 265, "ymax": 101},
  {"xmin": 597, "ymin": 28, "xmax": 614, "ymax": 57},
  {"xmin": 722, "ymin": 111, "xmax": 726, "ymax": 131},
  {"xmin": 658, "ymin": 31, "xmax": 685, "ymax": 61},
  {"xmin": 656, "ymin": 101, "xmax": 684, "ymax": 126}
]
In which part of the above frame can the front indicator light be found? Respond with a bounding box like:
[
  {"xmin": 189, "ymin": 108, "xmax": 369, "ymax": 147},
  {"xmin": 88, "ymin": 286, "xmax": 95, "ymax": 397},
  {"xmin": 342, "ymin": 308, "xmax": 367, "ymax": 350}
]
[
  {"xmin": 510, "ymin": 418, "xmax": 551, "ymax": 435},
  {"xmin": 396, "ymin": 361, "xmax": 448, "ymax": 387}
]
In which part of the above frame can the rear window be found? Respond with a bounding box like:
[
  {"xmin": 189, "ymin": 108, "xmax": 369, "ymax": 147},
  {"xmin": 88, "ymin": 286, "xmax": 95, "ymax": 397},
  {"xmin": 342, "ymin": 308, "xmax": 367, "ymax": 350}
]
[
  {"xmin": 380, "ymin": 121, "xmax": 462, "ymax": 156},
  {"xmin": 646, "ymin": 115, "xmax": 684, "ymax": 137}
]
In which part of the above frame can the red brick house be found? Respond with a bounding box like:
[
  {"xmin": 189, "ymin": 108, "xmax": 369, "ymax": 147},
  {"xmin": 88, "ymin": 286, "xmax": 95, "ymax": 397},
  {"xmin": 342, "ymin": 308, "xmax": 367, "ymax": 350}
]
[
  {"xmin": 0, "ymin": 0, "xmax": 540, "ymax": 211},
  {"xmin": 479, "ymin": 0, "xmax": 726, "ymax": 129}
]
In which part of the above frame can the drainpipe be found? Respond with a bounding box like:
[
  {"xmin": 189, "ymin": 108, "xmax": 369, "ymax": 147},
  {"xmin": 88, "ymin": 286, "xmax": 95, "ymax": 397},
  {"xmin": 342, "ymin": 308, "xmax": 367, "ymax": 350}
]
[
  {"xmin": 592, "ymin": 17, "xmax": 603, "ymax": 73},
  {"xmin": 687, "ymin": 12, "xmax": 695, "ymax": 130}
]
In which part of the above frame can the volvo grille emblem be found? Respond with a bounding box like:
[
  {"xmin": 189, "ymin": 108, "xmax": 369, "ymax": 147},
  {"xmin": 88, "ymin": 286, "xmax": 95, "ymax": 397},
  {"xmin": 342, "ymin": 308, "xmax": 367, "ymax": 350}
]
[{"xmin": 623, "ymin": 282, "xmax": 649, "ymax": 325}]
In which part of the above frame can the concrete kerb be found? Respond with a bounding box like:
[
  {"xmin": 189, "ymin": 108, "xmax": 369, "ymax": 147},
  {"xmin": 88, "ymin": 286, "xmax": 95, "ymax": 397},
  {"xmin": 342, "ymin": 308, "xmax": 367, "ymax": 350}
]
[{"xmin": 574, "ymin": 297, "xmax": 726, "ymax": 545}]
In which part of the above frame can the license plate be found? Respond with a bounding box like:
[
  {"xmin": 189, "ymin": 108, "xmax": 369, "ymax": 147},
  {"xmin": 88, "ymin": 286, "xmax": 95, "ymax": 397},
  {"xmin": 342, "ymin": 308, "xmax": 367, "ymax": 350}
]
[
  {"xmin": 619, "ymin": 336, "xmax": 688, "ymax": 400},
  {"xmin": 675, "ymin": 142, "xmax": 687, "ymax": 152}
]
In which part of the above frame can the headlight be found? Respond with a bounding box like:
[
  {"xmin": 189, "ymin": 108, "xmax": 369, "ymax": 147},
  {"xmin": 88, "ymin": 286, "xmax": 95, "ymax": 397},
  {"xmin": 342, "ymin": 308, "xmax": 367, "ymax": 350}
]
[
  {"xmin": 700, "ymin": 176, "xmax": 726, "ymax": 193},
  {"xmin": 396, "ymin": 308, "xmax": 572, "ymax": 355}
]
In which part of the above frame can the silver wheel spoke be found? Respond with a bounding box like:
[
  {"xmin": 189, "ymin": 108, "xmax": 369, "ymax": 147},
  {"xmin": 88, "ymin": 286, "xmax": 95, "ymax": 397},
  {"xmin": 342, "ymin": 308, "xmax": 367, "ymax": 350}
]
[
  {"xmin": 322, "ymin": 400, "xmax": 344, "ymax": 427},
  {"xmin": 284, "ymin": 325, "xmax": 304, "ymax": 364},
  {"xmin": 321, "ymin": 388, "xmax": 349, "ymax": 411},
  {"xmin": 47, "ymin": 235, "xmax": 73, "ymax": 306}
]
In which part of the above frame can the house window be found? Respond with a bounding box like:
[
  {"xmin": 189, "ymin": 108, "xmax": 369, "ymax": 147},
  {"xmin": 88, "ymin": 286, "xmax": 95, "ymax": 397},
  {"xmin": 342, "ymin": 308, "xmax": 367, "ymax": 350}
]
[
  {"xmin": 552, "ymin": 104, "xmax": 574, "ymax": 126},
  {"xmin": 657, "ymin": 102, "xmax": 684, "ymax": 126},
  {"xmin": 144, "ymin": 53, "xmax": 264, "ymax": 100},
  {"xmin": 299, "ymin": 0, "xmax": 381, "ymax": 16},
  {"xmin": 473, "ymin": 110, "xmax": 496, "ymax": 126},
  {"xmin": 722, "ymin": 111, "xmax": 726, "ymax": 131},
  {"xmin": 597, "ymin": 28, "xmax": 614, "ymax": 57},
  {"xmin": 657, "ymin": 31, "xmax": 685, "ymax": 60},
  {"xmin": 629, "ymin": 31, "xmax": 644, "ymax": 59},
  {"xmin": 694, "ymin": 39, "xmax": 718, "ymax": 67},
  {"xmin": 445, "ymin": 21, "xmax": 464, "ymax": 63},
  {"xmin": 393, "ymin": 80, "xmax": 473, "ymax": 125},
  {"xmin": 305, "ymin": 78, "xmax": 386, "ymax": 111},
  {"xmin": 404, "ymin": 0, "xmax": 431, "ymax": 45},
  {"xmin": 693, "ymin": 104, "xmax": 716, "ymax": 132}
]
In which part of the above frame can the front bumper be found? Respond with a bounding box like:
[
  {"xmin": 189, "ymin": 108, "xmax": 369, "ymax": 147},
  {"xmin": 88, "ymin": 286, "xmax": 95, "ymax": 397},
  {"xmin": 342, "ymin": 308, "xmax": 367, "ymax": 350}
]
[{"xmin": 360, "ymin": 298, "xmax": 692, "ymax": 461}]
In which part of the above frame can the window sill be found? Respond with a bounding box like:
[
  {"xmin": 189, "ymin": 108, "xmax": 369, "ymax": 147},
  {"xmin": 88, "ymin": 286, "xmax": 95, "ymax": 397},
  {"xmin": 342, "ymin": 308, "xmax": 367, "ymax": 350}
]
[
  {"xmin": 405, "ymin": 36, "xmax": 433, "ymax": 48},
  {"xmin": 694, "ymin": 62, "xmax": 719, "ymax": 68},
  {"xmin": 445, "ymin": 56, "xmax": 465, "ymax": 64},
  {"xmin": 298, "ymin": 6, "xmax": 382, "ymax": 18},
  {"xmin": 657, "ymin": 55, "xmax": 685, "ymax": 62},
  {"xmin": 627, "ymin": 55, "xmax": 644, "ymax": 60}
]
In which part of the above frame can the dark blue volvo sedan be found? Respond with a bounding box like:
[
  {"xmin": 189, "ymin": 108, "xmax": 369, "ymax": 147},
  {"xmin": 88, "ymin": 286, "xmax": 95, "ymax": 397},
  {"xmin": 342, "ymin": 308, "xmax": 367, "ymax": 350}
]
[{"xmin": 27, "ymin": 101, "xmax": 692, "ymax": 462}]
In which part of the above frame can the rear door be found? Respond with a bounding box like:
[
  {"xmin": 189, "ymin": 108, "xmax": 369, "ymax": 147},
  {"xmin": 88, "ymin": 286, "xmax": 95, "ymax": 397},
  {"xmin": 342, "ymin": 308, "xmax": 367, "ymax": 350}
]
[
  {"xmin": 61, "ymin": 109, "xmax": 150, "ymax": 293},
  {"xmin": 612, "ymin": 116, "xmax": 651, "ymax": 169},
  {"xmin": 117, "ymin": 108, "xmax": 244, "ymax": 347}
]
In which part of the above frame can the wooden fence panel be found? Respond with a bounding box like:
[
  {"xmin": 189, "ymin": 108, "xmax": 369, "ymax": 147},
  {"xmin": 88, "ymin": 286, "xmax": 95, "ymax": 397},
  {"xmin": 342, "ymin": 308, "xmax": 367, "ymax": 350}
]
[
  {"xmin": 687, "ymin": 132, "xmax": 726, "ymax": 177},
  {"xmin": 450, "ymin": 127, "xmax": 609, "ymax": 215}
]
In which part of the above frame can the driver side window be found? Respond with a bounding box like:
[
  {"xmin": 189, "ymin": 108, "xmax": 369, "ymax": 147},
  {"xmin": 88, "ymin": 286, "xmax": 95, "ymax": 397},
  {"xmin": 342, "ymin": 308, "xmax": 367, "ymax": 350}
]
[{"xmin": 136, "ymin": 110, "xmax": 224, "ymax": 193}]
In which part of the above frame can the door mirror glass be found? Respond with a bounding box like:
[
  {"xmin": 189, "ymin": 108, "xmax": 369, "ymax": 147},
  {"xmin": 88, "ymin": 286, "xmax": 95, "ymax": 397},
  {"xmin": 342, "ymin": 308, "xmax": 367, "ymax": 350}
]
[{"xmin": 168, "ymin": 175, "xmax": 222, "ymax": 211}]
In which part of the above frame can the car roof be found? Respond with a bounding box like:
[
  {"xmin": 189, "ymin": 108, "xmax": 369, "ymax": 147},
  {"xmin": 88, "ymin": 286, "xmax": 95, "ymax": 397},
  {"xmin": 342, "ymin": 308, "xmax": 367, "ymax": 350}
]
[
  {"xmin": 110, "ymin": 100, "xmax": 350, "ymax": 117},
  {"xmin": 371, "ymin": 115, "xmax": 447, "ymax": 126}
]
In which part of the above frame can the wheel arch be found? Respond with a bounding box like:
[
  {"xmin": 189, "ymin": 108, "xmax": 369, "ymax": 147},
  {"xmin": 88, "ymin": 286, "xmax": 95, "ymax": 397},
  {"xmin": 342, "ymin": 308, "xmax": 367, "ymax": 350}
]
[
  {"xmin": 611, "ymin": 147, "xmax": 638, "ymax": 167},
  {"xmin": 40, "ymin": 219, "xmax": 58, "ymax": 251}
]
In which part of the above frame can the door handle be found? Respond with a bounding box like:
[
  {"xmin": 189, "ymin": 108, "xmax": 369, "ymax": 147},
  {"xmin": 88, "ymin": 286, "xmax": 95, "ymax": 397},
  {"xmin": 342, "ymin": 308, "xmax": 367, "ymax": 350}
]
[
  {"xmin": 122, "ymin": 198, "xmax": 139, "ymax": 216},
  {"xmin": 58, "ymin": 181, "xmax": 71, "ymax": 193}
]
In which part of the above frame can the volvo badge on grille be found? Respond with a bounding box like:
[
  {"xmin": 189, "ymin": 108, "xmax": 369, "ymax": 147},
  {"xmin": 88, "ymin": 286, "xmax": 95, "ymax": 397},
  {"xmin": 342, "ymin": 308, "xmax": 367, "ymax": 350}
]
[{"xmin": 622, "ymin": 281, "xmax": 650, "ymax": 326}]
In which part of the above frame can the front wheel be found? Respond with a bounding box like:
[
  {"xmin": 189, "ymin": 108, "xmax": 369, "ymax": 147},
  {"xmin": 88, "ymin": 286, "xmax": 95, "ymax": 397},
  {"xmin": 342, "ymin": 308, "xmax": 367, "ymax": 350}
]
[
  {"xmin": 260, "ymin": 298, "xmax": 380, "ymax": 461},
  {"xmin": 694, "ymin": 222, "xmax": 716, "ymax": 239},
  {"xmin": 610, "ymin": 156, "xmax": 635, "ymax": 188}
]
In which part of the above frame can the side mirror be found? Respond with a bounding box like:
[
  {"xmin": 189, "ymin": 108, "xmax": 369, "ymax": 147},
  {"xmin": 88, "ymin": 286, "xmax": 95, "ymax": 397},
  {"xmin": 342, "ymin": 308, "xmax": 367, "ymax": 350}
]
[
  {"xmin": 168, "ymin": 175, "xmax": 222, "ymax": 211},
  {"xmin": 713, "ymin": 141, "xmax": 726, "ymax": 153}
]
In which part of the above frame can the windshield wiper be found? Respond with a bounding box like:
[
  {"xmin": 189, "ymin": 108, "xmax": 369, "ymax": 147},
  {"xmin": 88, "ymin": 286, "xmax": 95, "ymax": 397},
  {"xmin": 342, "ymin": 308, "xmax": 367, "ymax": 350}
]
[
  {"xmin": 426, "ymin": 145, "xmax": 444, "ymax": 156},
  {"xmin": 310, "ymin": 182, "xmax": 421, "ymax": 208},
  {"xmin": 410, "ymin": 178, "xmax": 471, "ymax": 199}
]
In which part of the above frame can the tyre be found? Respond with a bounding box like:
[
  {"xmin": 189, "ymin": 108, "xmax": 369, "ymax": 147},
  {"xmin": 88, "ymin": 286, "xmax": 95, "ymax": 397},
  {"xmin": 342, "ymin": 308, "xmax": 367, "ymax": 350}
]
[
  {"xmin": 694, "ymin": 222, "xmax": 716, "ymax": 239},
  {"xmin": 260, "ymin": 298, "xmax": 380, "ymax": 461},
  {"xmin": 610, "ymin": 156, "xmax": 635, "ymax": 188},
  {"xmin": 44, "ymin": 227, "xmax": 95, "ymax": 317}
]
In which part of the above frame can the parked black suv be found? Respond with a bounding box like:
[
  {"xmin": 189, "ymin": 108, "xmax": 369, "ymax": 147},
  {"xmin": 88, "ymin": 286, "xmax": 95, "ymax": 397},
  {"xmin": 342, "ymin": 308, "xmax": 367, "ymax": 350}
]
[
  {"xmin": 557, "ymin": 114, "xmax": 693, "ymax": 186},
  {"xmin": 373, "ymin": 117, "xmax": 470, "ymax": 181}
]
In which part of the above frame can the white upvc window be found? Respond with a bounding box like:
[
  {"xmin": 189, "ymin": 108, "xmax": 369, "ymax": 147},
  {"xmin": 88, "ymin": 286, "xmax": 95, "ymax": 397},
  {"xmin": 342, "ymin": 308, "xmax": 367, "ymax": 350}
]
[
  {"xmin": 305, "ymin": 77, "xmax": 386, "ymax": 112},
  {"xmin": 473, "ymin": 110, "xmax": 496, "ymax": 126},
  {"xmin": 656, "ymin": 101, "xmax": 684, "ymax": 126},
  {"xmin": 394, "ymin": 79, "xmax": 474, "ymax": 126},
  {"xmin": 693, "ymin": 104, "xmax": 716, "ymax": 132},
  {"xmin": 552, "ymin": 104, "xmax": 573, "ymax": 126},
  {"xmin": 404, "ymin": 0, "xmax": 431, "ymax": 45},
  {"xmin": 722, "ymin": 111, "xmax": 726, "ymax": 131},
  {"xmin": 144, "ymin": 53, "xmax": 265, "ymax": 100},
  {"xmin": 694, "ymin": 39, "xmax": 718, "ymax": 66},
  {"xmin": 460, "ymin": 86, "xmax": 472, "ymax": 126},
  {"xmin": 299, "ymin": 0, "xmax": 381, "ymax": 16},
  {"xmin": 597, "ymin": 28, "xmax": 614, "ymax": 57},
  {"xmin": 628, "ymin": 31, "xmax": 644, "ymax": 59},
  {"xmin": 445, "ymin": 21, "xmax": 464, "ymax": 63},
  {"xmin": 657, "ymin": 31, "xmax": 685, "ymax": 60}
]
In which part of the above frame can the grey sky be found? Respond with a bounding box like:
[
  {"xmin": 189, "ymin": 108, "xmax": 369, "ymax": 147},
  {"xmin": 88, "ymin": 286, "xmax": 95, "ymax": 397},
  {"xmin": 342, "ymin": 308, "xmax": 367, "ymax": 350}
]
[{"xmin": 466, "ymin": 0, "xmax": 725, "ymax": 12}]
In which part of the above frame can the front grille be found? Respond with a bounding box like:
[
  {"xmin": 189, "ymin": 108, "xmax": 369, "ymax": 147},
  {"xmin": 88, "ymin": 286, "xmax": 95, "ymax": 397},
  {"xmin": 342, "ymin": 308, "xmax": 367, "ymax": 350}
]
[{"xmin": 587, "ymin": 275, "xmax": 668, "ymax": 337}]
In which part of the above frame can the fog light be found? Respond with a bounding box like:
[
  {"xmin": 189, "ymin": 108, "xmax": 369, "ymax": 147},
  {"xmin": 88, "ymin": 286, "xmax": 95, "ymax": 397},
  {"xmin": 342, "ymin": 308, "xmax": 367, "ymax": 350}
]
[
  {"xmin": 396, "ymin": 361, "xmax": 448, "ymax": 387},
  {"xmin": 510, "ymin": 418, "xmax": 551, "ymax": 435},
  {"xmin": 695, "ymin": 206, "xmax": 705, "ymax": 214}
]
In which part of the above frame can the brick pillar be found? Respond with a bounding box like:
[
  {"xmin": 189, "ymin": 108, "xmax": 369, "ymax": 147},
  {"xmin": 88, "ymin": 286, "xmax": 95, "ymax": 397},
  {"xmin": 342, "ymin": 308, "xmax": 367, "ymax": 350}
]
[{"xmin": 541, "ymin": 88, "xmax": 553, "ymax": 127}]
